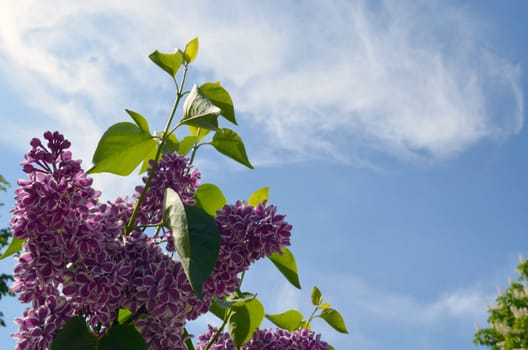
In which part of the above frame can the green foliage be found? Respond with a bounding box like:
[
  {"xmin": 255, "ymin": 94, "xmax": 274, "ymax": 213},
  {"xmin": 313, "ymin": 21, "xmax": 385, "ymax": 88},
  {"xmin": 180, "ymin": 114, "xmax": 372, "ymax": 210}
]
[
  {"xmin": 183, "ymin": 37, "xmax": 199, "ymax": 63},
  {"xmin": 0, "ymin": 235, "xmax": 24, "ymax": 260},
  {"xmin": 182, "ymin": 85, "xmax": 221, "ymax": 130},
  {"xmin": 268, "ymin": 247, "xmax": 301, "ymax": 289},
  {"xmin": 475, "ymin": 257, "xmax": 528, "ymax": 349},
  {"xmin": 210, "ymin": 128, "xmax": 253, "ymax": 169},
  {"xmin": 194, "ymin": 183, "xmax": 227, "ymax": 217},
  {"xmin": 88, "ymin": 122, "xmax": 157, "ymax": 176},
  {"xmin": 98, "ymin": 324, "xmax": 148, "ymax": 350},
  {"xmin": 51, "ymin": 317, "xmax": 96, "ymax": 350},
  {"xmin": 149, "ymin": 49, "xmax": 184, "ymax": 77},
  {"xmin": 199, "ymin": 82, "xmax": 237, "ymax": 125},
  {"xmin": 247, "ymin": 186, "xmax": 269, "ymax": 207},
  {"xmin": 265, "ymin": 310, "xmax": 304, "ymax": 331},
  {"xmin": 163, "ymin": 188, "xmax": 220, "ymax": 299},
  {"xmin": 227, "ymin": 296, "xmax": 265, "ymax": 348}
]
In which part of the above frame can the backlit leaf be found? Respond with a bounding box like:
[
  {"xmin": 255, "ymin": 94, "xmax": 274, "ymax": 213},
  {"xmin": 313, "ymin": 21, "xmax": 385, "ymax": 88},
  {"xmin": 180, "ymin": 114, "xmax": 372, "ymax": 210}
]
[
  {"xmin": 211, "ymin": 128, "xmax": 253, "ymax": 169},
  {"xmin": 312, "ymin": 286, "xmax": 323, "ymax": 306},
  {"xmin": 319, "ymin": 308, "xmax": 348, "ymax": 334},
  {"xmin": 228, "ymin": 298, "xmax": 264, "ymax": 348},
  {"xmin": 268, "ymin": 247, "xmax": 301, "ymax": 289},
  {"xmin": 195, "ymin": 183, "xmax": 227, "ymax": 217},
  {"xmin": 88, "ymin": 122, "xmax": 156, "ymax": 176},
  {"xmin": 248, "ymin": 187, "xmax": 269, "ymax": 207},
  {"xmin": 149, "ymin": 50, "xmax": 184, "ymax": 77},
  {"xmin": 183, "ymin": 37, "xmax": 199, "ymax": 63},
  {"xmin": 199, "ymin": 82, "xmax": 236, "ymax": 125},
  {"xmin": 0, "ymin": 236, "xmax": 24, "ymax": 260},
  {"xmin": 265, "ymin": 309, "xmax": 304, "ymax": 331}
]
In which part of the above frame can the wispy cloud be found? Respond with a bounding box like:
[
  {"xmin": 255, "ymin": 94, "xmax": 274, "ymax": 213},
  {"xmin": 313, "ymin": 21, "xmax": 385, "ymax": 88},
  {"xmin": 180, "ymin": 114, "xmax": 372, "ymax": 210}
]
[{"xmin": 0, "ymin": 0, "xmax": 523, "ymax": 171}]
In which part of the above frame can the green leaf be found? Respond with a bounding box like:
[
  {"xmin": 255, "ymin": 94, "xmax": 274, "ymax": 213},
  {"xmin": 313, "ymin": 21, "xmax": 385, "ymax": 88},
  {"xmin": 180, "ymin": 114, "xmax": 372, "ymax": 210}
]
[
  {"xmin": 117, "ymin": 308, "xmax": 133, "ymax": 324},
  {"xmin": 312, "ymin": 286, "xmax": 323, "ymax": 306},
  {"xmin": 228, "ymin": 298, "xmax": 265, "ymax": 348},
  {"xmin": 188, "ymin": 126, "xmax": 210, "ymax": 142},
  {"xmin": 149, "ymin": 49, "xmax": 183, "ymax": 77},
  {"xmin": 161, "ymin": 132, "xmax": 180, "ymax": 155},
  {"xmin": 178, "ymin": 136, "xmax": 197, "ymax": 156},
  {"xmin": 125, "ymin": 109, "xmax": 150, "ymax": 133},
  {"xmin": 209, "ymin": 298, "xmax": 228, "ymax": 320},
  {"xmin": 211, "ymin": 128, "xmax": 253, "ymax": 169},
  {"xmin": 199, "ymin": 82, "xmax": 237, "ymax": 125},
  {"xmin": 163, "ymin": 187, "xmax": 191, "ymax": 264},
  {"xmin": 194, "ymin": 183, "xmax": 227, "ymax": 217},
  {"xmin": 99, "ymin": 324, "xmax": 148, "ymax": 350},
  {"xmin": 184, "ymin": 204, "xmax": 221, "ymax": 299},
  {"xmin": 265, "ymin": 309, "xmax": 304, "ymax": 331},
  {"xmin": 51, "ymin": 317, "xmax": 96, "ymax": 350},
  {"xmin": 248, "ymin": 187, "xmax": 269, "ymax": 207},
  {"xmin": 0, "ymin": 236, "xmax": 24, "ymax": 260},
  {"xmin": 319, "ymin": 308, "xmax": 348, "ymax": 334},
  {"xmin": 163, "ymin": 188, "xmax": 220, "ymax": 299},
  {"xmin": 182, "ymin": 85, "xmax": 221, "ymax": 130},
  {"xmin": 268, "ymin": 247, "xmax": 301, "ymax": 289},
  {"xmin": 183, "ymin": 328, "xmax": 196, "ymax": 350},
  {"xmin": 183, "ymin": 37, "xmax": 199, "ymax": 63},
  {"xmin": 88, "ymin": 122, "xmax": 157, "ymax": 176}
]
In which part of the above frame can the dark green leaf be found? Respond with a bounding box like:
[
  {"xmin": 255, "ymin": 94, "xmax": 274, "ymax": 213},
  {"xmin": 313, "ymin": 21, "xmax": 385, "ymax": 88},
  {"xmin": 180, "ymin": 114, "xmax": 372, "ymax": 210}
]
[
  {"xmin": 183, "ymin": 328, "xmax": 196, "ymax": 350},
  {"xmin": 99, "ymin": 324, "xmax": 147, "ymax": 350},
  {"xmin": 248, "ymin": 187, "xmax": 269, "ymax": 207},
  {"xmin": 183, "ymin": 37, "xmax": 199, "ymax": 63},
  {"xmin": 178, "ymin": 136, "xmax": 197, "ymax": 156},
  {"xmin": 0, "ymin": 236, "xmax": 24, "ymax": 260},
  {"xmin": 228, "ymin": 298, "xmax": 264, "ymax": 348},
  {"xmin": 312, "ymin": 286, "xmax": 323, "ymax": 306},
  {"xmin": 182, "ymin": 85, "xmax": 221, "ymax": 130},
  {"xmin": 195, "ymin": 183, "xmax": 227, "ymax": 217},
  {"xmin": 125, "ymin": 109, "xmax": 150, "ymax": 133},
  {"xmin": 163, "ymin": 189, "xmax": 221, "ymax": 299},
  {"xmin": 148, "ymin": 50, "xmax": 183, "ymax": 77},
  {"xmin": 88, "ymin": 122, "xmax": 156, "ymax": 176},
  {"xmin": 319, "ymin": 308, "xmax": 348, "ymax": 334},
  {"xmin": 328, "ymin": 344, "xmax": 336, "ymax": 350},
  {"xmin": 265, "ymin": 309, "xmax": 304, "ymax": 331},
  {"xmin": 184, "ymin": 205, "xmax": 221, "ymax": 299},
  {"xmin": 211, "ymin": 128, "xmax": 253, "ymax": 169},
  {"xmin": 268, "ymin": 247, "xmax": 301, "ymax": 289},
  {"xmin": 51, "ymin": 317, "xmax": 96, "ymax": 350},
  {"xmin": 199, "ymin": 82, "xmax": 237, "ymax": 125}
]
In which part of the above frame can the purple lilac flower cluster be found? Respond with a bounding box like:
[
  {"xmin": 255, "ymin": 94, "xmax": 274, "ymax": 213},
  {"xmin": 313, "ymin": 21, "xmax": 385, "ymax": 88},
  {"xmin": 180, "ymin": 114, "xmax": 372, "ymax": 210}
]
[
  {"xmin": 196, "ymin": 326, "xmax": 330, "ymax": 350},
  {"xmin": 10, "ymin": 131, "xmax": 294, "ymax": 350}
]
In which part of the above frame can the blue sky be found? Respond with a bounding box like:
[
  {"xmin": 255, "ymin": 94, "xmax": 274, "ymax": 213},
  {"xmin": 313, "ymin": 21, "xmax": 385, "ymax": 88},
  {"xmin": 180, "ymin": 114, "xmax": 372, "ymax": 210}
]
[{"xmin": 0, "ymin": 0, "xmax": 527, "ymax": 349}]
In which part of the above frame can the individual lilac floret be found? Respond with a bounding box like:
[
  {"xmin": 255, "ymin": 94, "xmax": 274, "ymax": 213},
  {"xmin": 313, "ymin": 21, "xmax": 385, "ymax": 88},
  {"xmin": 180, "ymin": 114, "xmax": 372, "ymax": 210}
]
[
  {"xmin": 134, "ymin": 152, "xmax": 200, "ymax": 225},
  {"xmin": 196, "ymin": 326, "xmax": 330, "ymax": 350}
]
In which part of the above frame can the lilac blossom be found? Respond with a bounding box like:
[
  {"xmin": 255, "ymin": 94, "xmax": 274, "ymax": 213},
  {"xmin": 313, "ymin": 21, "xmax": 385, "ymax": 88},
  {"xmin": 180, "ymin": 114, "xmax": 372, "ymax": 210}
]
[
  {"xmin": 10, "ymin": 131, "xmax": 295, "ymax": 350},
  {"xmin": 134, "ymin": 152, "xmax": 200, "ymax": 226},
  {"xmin": 196, "ymin": 326, "xmax": 330, "ymax": 350}
]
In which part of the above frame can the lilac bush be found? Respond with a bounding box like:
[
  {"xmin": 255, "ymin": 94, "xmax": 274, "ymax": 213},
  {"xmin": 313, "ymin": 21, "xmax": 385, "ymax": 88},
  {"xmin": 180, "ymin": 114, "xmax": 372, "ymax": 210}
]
[{"xmin": 4, "ymin": 39, "xmax": 346, "ymax": 350}]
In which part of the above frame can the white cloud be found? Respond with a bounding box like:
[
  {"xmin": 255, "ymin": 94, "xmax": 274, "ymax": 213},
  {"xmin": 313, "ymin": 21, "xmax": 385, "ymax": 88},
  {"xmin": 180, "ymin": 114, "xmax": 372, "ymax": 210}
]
[{"xmin": 0, "ymin": 0, "xmax": 523, "ymax": 175}]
